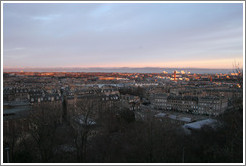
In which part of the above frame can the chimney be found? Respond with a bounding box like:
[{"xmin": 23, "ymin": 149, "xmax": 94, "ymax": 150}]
[{"xmin": 174, "ymin": 71, "xmax": 176, "ymax": 81}]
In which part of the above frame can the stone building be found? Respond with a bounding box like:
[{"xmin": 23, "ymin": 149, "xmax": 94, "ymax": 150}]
[{"xmin": 151, "ymin": 94, "xmax": 228, "ymax": 116}]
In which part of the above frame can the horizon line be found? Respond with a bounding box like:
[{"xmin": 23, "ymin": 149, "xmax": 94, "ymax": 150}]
[{"xmin": 3, "ymin": 66, "xmax": 237, "ymax": 70}]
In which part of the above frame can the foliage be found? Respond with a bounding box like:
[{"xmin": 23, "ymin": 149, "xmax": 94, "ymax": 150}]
[{"xmin": 4, "ymin": 101, "xmax": 243, "ymax": 163}]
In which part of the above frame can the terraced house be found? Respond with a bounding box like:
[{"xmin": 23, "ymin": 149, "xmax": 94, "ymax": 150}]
[{"xmin": 152, "ymin": 94, "xmax": 228, "ymax": 116}]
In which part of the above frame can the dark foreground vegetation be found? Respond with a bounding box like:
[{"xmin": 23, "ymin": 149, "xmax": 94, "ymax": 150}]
[{"xmin": 3, "ymin": 100, "xmax": 243, "ymax": 163}]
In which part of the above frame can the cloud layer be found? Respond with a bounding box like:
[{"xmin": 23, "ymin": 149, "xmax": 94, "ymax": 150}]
[{"xmin": 3, "ymin": 3, "xmax": 243, "ymax": 69}]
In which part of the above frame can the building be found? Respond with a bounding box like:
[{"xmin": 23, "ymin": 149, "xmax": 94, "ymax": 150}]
[
  {"xmin": 166, "ymin": 95, "xmax": 198, "ymax": 113},
  {"xmin": 196, "ymin": 96, "xmax": 228, "ymax": 116},
  {"xmin": 151, "ymin": 94, "xmax": 228, "ymax": 116},
  {"xmin": 150, "ymin": 93, "xmax": 168, "ymax": 110}
]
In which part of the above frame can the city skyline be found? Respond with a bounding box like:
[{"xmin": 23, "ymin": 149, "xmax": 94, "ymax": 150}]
[
  {"xmin": 3, "ymin": 2, "xmax": 244, "ymax": 69},
  {"xmin": 2, "ymin": 2, "xmax": 244, "ymax": 163}
]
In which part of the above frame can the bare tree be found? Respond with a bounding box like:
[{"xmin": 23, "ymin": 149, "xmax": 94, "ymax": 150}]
[
  {"xmin": 233, "ymin": 61, "xmax": 243, "ymax": 88},
  {"xmin": 3, "ymin": 119, "xmax": 23, "ymax": 162},
  {"xmin": 28, "ymin": 102, "xmax": 62, "ymax": 162},
  {"xmin": 71, "ymin": 97, "xmax": 100, "ymax": 162},
  {"xmin": 231, "ymin": 61, "xmax": 243, "ymax": 109}
]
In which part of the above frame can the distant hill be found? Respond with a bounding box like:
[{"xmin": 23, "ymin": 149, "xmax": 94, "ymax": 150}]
[{"xmin": 3, "ymin": 67, "xmax": 233, "ymax": 74}]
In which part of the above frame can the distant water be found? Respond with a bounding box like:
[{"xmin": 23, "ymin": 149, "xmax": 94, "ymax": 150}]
[
  {"xmin": 4, "ymin": 67, "xmax": 234, "ymax": 74},
  {"xmin": 75, "ymin": 68, "xmax": 233, "ymax": 74}
]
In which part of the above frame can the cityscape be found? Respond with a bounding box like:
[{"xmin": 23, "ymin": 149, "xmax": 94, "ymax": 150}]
[{"xmin": 2, "ymin": 2, "xmax": 244, "ymax": 164}]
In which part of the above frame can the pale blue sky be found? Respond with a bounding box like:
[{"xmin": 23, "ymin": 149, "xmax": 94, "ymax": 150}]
[{"xmin": 3, "ymin": 3, "xmax": 244, "ymax": 69}]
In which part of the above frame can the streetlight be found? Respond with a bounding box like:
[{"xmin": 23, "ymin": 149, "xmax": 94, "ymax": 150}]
[
  {"xmin": 5, "ymin": 147, "xmax": 10, "ymax": 163},
  {"xmin": 182, "ymin": 147, "xmax": 185, "ymax": 163}
]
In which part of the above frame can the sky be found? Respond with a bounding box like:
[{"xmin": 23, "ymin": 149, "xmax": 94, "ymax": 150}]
[{"xmin": 3, "ymin": 3, "xmax": 244, "ymax": 69}]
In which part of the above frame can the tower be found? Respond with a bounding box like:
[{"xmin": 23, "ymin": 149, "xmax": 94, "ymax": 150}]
[
  {"xmin": 174, "ymin": 71, "xmax": 177, "ymax": 81},
  {"xmin": 61, "ymin": 87, "xmax": 68, "ymax": 123}
]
